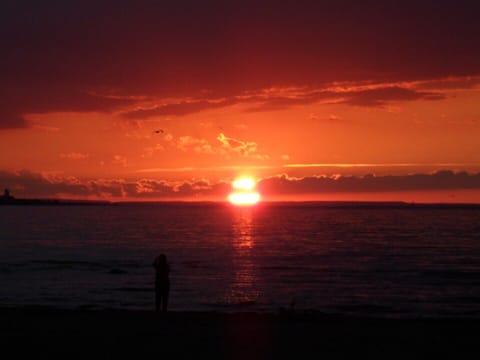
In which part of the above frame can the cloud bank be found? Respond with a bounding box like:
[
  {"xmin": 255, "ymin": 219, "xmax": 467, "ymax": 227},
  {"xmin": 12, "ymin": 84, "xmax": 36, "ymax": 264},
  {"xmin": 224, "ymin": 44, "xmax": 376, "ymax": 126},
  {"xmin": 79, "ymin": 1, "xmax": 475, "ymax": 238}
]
[{"xmin": 1, "ymin": 170, "xmax": 479, "ymax": 200}]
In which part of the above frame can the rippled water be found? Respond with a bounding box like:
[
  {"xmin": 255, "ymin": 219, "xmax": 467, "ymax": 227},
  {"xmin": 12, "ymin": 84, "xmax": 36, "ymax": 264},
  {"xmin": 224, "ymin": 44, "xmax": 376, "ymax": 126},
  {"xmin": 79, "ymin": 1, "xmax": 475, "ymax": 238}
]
[{"xmin": 1, "ymin": 202, "xmax": 480, "ymax": 318}]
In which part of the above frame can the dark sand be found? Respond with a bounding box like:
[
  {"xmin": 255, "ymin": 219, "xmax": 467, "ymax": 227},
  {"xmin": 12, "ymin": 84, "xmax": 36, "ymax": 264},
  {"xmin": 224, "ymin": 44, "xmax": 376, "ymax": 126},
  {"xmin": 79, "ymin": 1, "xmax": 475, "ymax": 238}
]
[{"xmin": 1, "ymin": 307, "xmax": 478, "ymax": 359}]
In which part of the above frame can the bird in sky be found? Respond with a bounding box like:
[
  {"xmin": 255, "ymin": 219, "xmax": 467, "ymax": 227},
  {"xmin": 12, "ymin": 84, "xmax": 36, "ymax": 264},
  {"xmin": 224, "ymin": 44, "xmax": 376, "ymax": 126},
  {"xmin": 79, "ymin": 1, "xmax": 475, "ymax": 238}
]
[{"xmin": 153, "ymin": 129, "xmax": 164, "ymax": 134}]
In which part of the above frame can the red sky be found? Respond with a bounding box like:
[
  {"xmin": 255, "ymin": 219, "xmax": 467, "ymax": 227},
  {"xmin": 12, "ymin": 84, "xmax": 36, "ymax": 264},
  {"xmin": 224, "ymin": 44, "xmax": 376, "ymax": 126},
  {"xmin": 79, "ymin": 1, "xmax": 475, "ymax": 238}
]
[{"xmin": 1, "ymin": 1, "xmax": 480, "ymax": 202}]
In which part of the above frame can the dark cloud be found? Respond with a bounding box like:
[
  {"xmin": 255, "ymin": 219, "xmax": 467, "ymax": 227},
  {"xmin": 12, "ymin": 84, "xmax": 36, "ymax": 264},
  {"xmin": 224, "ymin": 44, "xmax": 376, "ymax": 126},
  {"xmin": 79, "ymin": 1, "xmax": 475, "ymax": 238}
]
[
  {"xmin": 258, "ymin": 171, "xmax": 480, "ymax": 196},
  {"xmin": 0, "ymin": 110, "xmax": 28, "ymax": 129},
  {"xmin": 243, "ymin": 90, "xmax": 336, "ymax": 112},
  {"xmin": 122, "ymin": 99, "xmax": 236, "ymax": 119},
  {"xmin": 245, "ymin": 86, "xmax": 445, "ymax": 112},
  {"xmin": 123, "ymin": 85, "xmax": 446, "ymax": 119},
  {"xmin": 0, "ymin": 169, "xmax": 231, "ymax": 199},
  {"xmin": 416, "ymin": 77, "xmax": 480, "ymax": 90},
  {"xmin": 0, "ymin": 170, "xmax": 91, "ymax": 197},
  {"xmin": 1, "ymin": 1, "xmax": 480, "ymax": 127},
  {"xmin": 0, "ymin": 88, "xmax": 136, "ymax": 129},
  {"xmin": 341, "ymin": 86, "xmax": 446, "ymax": 107},
  {"xmin": 1, "ymin": 169, "xmax": 480, "ymax": 200}
]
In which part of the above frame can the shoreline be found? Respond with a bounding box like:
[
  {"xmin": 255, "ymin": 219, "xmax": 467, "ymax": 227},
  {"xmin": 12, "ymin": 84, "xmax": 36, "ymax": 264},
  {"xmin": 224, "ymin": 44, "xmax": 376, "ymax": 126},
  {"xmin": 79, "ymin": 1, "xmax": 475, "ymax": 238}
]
[{"xmin": 1, "ymin": 307, "xmax": 478, "ymax": 358}]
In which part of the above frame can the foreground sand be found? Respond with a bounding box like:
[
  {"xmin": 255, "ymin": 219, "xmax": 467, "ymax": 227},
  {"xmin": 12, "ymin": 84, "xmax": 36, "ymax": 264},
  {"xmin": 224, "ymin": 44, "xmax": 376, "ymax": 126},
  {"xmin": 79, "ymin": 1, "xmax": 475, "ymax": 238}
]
[{"xmin": 1, "ymin": 307, "xmax": 478, "ymax": 359}]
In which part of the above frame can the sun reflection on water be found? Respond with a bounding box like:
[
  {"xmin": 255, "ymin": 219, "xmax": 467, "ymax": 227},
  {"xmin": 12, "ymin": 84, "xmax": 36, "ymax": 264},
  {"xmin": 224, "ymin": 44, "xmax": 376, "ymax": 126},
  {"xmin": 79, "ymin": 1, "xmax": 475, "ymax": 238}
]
[{"xmin": 224, "ymin": 208, "xmax": 260, "ymax": 306}]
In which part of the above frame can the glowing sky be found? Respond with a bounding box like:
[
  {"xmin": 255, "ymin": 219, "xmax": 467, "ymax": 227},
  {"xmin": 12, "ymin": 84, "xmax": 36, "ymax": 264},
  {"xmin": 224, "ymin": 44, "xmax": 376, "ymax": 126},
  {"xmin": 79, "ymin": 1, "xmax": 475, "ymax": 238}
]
[{"xmin": 1, "ymin": 1, "xmax": 480, "ymax": 202}]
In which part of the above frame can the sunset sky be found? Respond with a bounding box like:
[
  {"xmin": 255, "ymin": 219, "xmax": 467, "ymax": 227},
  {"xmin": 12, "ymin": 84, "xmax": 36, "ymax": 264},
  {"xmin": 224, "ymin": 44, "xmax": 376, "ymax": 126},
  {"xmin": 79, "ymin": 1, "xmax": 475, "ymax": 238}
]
[{"xmin": 1, "ymin": 1, "xmax": 480, "ymax": 202}]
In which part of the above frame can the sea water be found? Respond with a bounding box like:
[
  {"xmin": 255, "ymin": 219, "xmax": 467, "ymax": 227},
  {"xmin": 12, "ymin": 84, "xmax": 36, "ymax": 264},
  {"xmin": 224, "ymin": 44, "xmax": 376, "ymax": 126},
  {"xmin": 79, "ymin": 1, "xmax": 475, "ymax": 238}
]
[{"xmin": 1, "ymin": 202, "xmax": 479, "ymax": 318}]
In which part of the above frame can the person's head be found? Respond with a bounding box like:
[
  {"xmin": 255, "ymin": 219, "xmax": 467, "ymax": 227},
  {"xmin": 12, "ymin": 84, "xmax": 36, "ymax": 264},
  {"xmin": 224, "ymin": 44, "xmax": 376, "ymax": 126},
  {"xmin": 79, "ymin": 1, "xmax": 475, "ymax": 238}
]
[{"xmin": 158, "ymin": 253, "xmax": 167, "ymax": 264}]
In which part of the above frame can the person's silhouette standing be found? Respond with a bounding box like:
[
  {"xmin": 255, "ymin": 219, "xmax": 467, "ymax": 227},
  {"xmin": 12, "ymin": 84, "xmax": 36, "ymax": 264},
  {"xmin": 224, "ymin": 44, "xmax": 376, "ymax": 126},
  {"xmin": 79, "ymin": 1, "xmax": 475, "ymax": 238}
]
[{"xmin": 153, "ymin": 253, "xmax": 170, "ymax": 312}]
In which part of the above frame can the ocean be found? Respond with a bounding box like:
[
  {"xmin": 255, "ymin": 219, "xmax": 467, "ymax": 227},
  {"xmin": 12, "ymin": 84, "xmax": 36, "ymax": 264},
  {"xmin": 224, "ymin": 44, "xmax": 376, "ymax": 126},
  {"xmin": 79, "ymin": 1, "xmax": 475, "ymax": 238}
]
[{"xmin": 1, "ymin": 202, "xmax": 479, "ymax": 318}]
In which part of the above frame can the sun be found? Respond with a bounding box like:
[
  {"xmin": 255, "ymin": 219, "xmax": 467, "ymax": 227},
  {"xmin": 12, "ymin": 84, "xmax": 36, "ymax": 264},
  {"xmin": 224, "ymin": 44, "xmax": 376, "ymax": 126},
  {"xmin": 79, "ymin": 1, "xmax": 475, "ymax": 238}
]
[
  {"xmin": 228, "ymin": 176, "xmax": 261, "ymax": 206},
  {"xmin": 232, "ymin": 177, "xmax": 255, "ymax": 191},
  {"xmin": 228, "ymin": 192, "xmax": 261, "ymax": 205}
]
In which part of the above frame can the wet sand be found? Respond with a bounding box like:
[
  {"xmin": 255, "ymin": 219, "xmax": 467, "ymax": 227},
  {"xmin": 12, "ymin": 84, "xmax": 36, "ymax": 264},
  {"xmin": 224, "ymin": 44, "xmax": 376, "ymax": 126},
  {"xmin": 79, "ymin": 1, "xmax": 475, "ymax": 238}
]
[{"xmin": 1, "ymin": 307, "xmax": 478, "ymax": 359}]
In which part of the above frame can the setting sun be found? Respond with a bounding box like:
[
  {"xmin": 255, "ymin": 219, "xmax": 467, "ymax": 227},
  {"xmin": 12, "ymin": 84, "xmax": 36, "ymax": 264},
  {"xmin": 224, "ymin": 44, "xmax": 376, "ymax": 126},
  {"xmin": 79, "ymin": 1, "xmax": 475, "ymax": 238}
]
[
  {"xmin": 228, "ymin": 177, "xmax": 261, "ymax": 206},
  {"xmin": 232, "ymin": 177, "xmax": 256, "ymax": 191}
]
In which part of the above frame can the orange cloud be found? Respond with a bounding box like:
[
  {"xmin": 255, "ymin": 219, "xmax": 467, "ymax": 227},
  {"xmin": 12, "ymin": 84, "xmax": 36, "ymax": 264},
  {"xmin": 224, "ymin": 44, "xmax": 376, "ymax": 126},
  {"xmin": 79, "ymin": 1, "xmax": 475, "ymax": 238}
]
[
  {"xmin": 216, "ymin": 133, "xmax": 270, "ymax": 160},
  {"xmin": 60, "ymin": 152, "xmax": 89, "ymax": 160},
  {"xmin": 112, "ymin": 155, "xmax": 128, "ymax": 167}
]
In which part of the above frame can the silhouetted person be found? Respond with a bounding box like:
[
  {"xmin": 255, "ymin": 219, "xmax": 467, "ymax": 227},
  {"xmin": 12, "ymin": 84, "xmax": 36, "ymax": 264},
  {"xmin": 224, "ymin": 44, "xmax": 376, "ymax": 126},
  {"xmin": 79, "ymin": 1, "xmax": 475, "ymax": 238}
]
[
  {"xmin": 2, "ymin": 188, "xmax": 13, "ymax": 199},
  {"xmin": 1, "ymin": 188, "xmax": 15, "ymax": 204},
  {"xmin": 153, "ymin": 253, "xmax": 170, "ymax": 312}
]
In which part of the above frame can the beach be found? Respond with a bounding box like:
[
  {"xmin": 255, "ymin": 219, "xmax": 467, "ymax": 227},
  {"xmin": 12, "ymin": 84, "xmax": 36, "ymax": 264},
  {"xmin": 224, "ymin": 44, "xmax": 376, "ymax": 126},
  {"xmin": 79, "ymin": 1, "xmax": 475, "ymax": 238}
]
[{"xmin": 1, "ymin": 308, "xmax": 478, "ymax": 359}]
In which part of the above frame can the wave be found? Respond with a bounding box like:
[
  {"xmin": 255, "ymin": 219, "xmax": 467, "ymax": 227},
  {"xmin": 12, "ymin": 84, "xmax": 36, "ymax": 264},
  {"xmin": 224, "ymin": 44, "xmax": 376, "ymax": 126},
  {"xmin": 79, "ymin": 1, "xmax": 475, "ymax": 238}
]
[
  {"xmin": 420, "ymin": 269, "xmax": 480, "ymax": 280},
  {"xmin": 113, "ymin": 287, "xmax": 153, "ymax": 293},
  {"xmin": 107, "ymin": 269, "xmax": 128, "ymax": 275},
  {"xmin": 330, "ymin": 304, "xmax": 408, "ymax": 317},
  {"xmin": 200, "ymin": 300, "xmax": 257, "ymax": 308},
  {"xmin": 0, "ymin": 260, "xmax": 142, "ymax": 276},
  {"xmin": 30, "ymin": 259, "xmax": 105, "ymax": 268}
]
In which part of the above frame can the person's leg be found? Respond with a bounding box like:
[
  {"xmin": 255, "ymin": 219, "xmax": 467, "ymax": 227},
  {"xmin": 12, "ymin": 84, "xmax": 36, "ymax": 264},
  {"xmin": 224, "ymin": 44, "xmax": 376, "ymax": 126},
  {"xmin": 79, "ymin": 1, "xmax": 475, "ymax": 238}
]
[
  {"xmin": 155, "ymin": 290, "xmax": 161, "ymax": 312},
  {"xmin": 162, "ymin": 286, "xmax": 169, "ymax": 312}
]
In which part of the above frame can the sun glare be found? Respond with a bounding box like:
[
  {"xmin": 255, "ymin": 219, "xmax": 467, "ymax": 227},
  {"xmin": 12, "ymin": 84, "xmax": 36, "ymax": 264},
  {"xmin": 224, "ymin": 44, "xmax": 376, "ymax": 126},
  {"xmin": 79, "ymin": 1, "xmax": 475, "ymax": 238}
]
[
  {"xmin": 228, "ymin": 176, "xmax": 261, "ymax": 206},
  {"xmin": 232, "ymin": 177, "xmax": 255, "ymax": 191}
]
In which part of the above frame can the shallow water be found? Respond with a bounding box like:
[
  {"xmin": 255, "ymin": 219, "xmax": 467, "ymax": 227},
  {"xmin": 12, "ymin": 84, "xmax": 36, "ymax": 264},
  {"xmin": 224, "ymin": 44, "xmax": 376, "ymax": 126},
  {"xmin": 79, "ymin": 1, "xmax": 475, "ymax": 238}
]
[{"xmin": 1, "ymin": 202, "xmax": 479, "ymax": 318}]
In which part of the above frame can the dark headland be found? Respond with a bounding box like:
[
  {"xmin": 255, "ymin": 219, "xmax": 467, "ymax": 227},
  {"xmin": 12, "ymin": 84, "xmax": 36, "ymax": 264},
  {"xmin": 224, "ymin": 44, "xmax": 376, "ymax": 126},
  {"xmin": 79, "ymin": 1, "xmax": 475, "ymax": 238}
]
[
  {"xmin": 0, "ymin": 307, "xmax": 478, "ymax": 359},
  {"xmin": 0, "ymin": 189, "xmax": 111, "ymax": 206}
]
